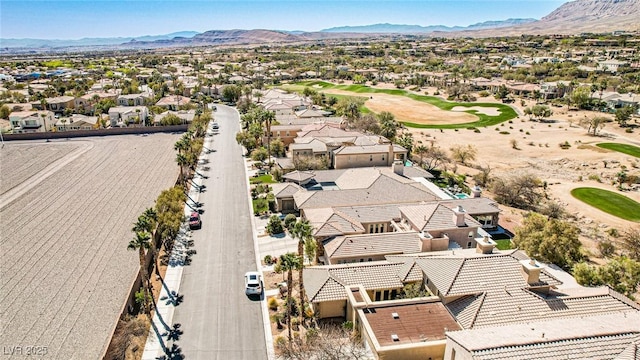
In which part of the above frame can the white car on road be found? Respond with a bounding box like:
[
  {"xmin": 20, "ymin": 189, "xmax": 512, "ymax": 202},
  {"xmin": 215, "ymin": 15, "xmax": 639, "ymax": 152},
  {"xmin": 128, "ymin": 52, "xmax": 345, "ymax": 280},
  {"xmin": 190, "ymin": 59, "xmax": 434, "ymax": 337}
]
[{"xmin": 244, "ymin": 271, "xmax": 262, "ymax": 296}]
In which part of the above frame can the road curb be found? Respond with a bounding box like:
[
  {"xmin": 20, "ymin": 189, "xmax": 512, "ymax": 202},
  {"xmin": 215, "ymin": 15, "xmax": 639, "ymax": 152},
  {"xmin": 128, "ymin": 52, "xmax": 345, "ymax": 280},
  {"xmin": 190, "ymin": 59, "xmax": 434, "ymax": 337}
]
[
  {"xmin": 236, "ymin": 105, "xmax": 276, "ymax": 360},
  {"xmin": 141, "ymin": 121, "xmax": 213, "ymax": 360}
]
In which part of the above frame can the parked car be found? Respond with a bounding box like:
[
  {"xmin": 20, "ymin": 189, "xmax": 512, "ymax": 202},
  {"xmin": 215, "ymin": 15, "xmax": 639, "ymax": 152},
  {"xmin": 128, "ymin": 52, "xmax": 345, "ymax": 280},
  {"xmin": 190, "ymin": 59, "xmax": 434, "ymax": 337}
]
[
  {"xmin": 244, "ymin": 271, "xmax": 262, "ymax": 296},
  {"xmin": 212, "ymin": 122, "xmax": 219, "ymax": 130},
  {"xmin": 189, "ymin": 212, "xmax": 202, "ymax": 230}
]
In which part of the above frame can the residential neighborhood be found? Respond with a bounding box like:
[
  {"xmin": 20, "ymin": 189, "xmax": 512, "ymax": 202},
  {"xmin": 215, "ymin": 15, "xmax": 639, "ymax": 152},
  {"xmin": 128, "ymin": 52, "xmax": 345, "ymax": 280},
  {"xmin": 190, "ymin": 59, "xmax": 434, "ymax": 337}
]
[{"xmin": 1, "ymin": 6, "xmax": 640, "ymax": 360}]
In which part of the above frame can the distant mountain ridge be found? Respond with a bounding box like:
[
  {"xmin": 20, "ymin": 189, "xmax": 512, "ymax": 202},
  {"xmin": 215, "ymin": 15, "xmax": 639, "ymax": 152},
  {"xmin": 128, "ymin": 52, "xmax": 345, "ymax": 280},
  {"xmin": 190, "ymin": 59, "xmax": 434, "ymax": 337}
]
[
  {"xmin": 459, "ymin": 0, "xmax": 640, "ymax": 36},
  {"xmin": 320, "ymin": 19, "xmax": 537, "ymax": 33},
  {"xmin": 1, "ymin": 31, "xmax": 199, "ymax": 49},
  {"xmin": 2, "ymin": 0, "xmax": 639, "ymax": 52}
]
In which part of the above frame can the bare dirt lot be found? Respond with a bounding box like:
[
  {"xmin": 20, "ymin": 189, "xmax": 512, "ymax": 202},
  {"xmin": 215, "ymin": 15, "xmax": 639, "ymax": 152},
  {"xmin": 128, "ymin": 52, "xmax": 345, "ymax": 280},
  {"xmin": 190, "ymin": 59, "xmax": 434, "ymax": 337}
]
[{"xmin": 0, "ymin": 133, "xmax": 180, "ymax": 359}]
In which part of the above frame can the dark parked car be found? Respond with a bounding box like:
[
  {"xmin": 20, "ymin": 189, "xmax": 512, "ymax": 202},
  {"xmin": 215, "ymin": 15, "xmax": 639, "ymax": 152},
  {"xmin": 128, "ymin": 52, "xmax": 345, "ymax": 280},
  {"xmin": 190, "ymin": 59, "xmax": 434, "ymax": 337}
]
[{"xmin": 189, "ymin": 212, "xmax": 202, "ymax": 230}]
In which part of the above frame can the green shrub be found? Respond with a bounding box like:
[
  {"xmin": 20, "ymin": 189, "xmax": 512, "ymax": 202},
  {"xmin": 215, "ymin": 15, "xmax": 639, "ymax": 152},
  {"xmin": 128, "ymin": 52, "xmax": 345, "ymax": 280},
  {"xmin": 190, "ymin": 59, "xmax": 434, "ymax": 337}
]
[
  {"xmin": 284, "ymin": 214, "xmax": 297, "ymax": 231},
  {"xmin": 253, "ymin": 198, "xmax": 269, "ymax": 215},
  {"xmin": 266, "ymin": 215, "xmax": 284, "ymax": 235}
]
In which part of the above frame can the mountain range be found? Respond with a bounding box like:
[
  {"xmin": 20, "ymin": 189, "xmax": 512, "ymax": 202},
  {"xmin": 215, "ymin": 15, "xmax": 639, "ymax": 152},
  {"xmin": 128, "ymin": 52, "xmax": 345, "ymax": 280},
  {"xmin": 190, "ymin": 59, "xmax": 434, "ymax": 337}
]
[
  {"xmin": 0, "ymin": 31, "xmax": 199, "ymax": 49},
  {"xmin": 2, "ymin": 0, "xmax": 639, "ymax": 51},
  {"xmin": 454, "ymin": 0, "xmax": 640, "ymax": 36},
  {"xmin": 320, "ymin": 19, "xmax": 537, "ymax": 33}
]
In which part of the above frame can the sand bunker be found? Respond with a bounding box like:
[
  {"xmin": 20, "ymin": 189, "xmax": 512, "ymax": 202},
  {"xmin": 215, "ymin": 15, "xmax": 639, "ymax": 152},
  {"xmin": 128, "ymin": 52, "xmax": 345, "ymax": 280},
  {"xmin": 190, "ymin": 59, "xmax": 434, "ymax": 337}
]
[
  {"xmin": 451, "ymin": 106, "xmax": 501, "ymax": 116},
  {"xmin": 323, "ymin": 89, "xmax": 478, "ymax": 125}
]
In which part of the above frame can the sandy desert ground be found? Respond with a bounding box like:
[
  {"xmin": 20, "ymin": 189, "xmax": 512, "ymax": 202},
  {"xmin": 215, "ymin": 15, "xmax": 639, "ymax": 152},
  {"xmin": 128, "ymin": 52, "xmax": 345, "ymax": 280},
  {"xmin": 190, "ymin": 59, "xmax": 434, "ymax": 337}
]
[
  {"xmin": 322, "ymin": 82, "xmax": 640, "ymax": 252},
  {"xmin": 0, "ymin": 133, "xmax": 180, "ymax": 359},
  {"xmin": 323, "ymin": 88, "xmax": 479, "ymax": 124}
]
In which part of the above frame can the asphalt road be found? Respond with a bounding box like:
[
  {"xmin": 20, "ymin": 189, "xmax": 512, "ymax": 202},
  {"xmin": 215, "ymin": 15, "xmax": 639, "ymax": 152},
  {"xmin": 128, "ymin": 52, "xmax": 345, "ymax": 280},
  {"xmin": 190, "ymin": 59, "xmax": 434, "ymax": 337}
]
[{"xmin": 171, "ymin": 105, "xmax": 267, "ymax": 359}]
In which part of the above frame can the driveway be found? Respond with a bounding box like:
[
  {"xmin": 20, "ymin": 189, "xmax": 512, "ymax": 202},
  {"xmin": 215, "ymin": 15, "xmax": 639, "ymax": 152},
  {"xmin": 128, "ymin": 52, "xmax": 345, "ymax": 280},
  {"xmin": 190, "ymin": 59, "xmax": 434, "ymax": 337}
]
[{"xmin": 170, "ymin": 105, "xmax": 268, "ymax": 359}]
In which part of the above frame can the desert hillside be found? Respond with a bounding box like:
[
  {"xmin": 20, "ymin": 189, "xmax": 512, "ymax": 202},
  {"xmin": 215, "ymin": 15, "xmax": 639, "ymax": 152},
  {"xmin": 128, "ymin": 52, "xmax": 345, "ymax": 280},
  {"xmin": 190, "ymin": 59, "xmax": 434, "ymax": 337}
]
[{"xmin": 456, "ymin": 0, "xmax": 640, "ymax": 36}]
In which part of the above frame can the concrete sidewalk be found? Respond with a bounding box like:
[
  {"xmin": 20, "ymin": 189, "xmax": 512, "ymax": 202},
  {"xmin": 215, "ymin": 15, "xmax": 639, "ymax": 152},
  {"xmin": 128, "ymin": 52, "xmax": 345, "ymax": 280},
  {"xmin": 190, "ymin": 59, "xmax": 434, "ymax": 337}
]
[{"xmin": 141, "ymin": 125, "xmax": 213, "ymax": 360}]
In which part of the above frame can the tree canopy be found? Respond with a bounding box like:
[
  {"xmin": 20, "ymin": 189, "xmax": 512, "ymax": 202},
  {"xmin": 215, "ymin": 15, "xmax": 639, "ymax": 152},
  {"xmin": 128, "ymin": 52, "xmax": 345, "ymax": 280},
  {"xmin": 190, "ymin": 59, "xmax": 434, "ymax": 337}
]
[{"xmin": 513, "ymin": 212, "xmax": 583, "ymax": 270}]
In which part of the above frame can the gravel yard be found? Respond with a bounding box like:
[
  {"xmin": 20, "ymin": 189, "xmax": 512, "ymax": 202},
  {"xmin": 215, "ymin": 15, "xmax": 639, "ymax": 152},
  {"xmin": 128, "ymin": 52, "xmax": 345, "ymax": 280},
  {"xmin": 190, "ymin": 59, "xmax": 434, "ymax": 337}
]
[{"xmin": 0, "ymin": 134, "xmax": 181, "ymax": 359}]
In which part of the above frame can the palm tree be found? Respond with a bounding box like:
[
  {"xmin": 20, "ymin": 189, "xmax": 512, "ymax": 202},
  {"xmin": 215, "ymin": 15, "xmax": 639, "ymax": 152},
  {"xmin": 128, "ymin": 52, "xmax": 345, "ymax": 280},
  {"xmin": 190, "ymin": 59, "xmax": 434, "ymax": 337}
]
[
  {"xmin": 413, "ymin": 144, "xmax": 428, "ymax": 167},
  {"xmin": 279, "ymin": 252, "xmax": 302, "ymax": 343},
  {"xmin": 40, "ymin": 113, "xmax": 48, "ymax": 133},
  {"xmin": 290, "ymin": 220, "xmax": 313, "ymax": 324},
  {"xmin": 133, "ymin": 207, "xmax": 159, "ymax": 273},
  {"xmin": 174, "ymin": 138, "xmax": 189, "ymax": 155},
  {"xmin": 378, "ymin": 112, "xmax": 398, "ymax": 141},
  {"xmin": 128, "ymin": 231, "xmax": 153, "ymax": 315},
  {"xmin": 262, "ymin": 110, "xmax": 275, "ymax": 168},
  {"xmin": 176, "ymin": 153, "xmax": 189, "ymax": 184}
]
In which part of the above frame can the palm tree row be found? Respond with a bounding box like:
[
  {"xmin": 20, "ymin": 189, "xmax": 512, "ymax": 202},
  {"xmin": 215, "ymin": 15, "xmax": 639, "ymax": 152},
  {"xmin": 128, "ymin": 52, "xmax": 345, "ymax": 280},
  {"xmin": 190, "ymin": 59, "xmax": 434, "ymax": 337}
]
[
  {"xmin": 174, "ymin": 111, "xmax": 210, "ymax": 185},
  {"xmin": 127, "ymin": 207, "xmax": 158, "ymax": 317},
  {"xmin": 127, "ymin": 110, "xmax": 210, "ymax": 317}
]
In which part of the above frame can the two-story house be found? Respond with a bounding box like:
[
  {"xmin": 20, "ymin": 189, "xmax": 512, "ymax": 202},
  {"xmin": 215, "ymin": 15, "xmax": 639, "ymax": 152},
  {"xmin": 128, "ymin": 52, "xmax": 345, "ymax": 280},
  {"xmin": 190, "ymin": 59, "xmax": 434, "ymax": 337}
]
[{"xmin": 9, "ymin": 111, "xmax": 55, "ymax": 133}]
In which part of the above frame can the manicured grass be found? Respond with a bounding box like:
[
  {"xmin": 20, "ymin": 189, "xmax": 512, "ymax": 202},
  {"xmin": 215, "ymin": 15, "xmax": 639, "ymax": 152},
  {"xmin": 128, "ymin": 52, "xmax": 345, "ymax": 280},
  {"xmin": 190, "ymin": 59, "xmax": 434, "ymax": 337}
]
[
  {"xmin": 495, "ymin": 239, "xmax": 513, "ymax": 250},
  {"xmin": 278, "ymin": 85, "xmax": 371, "ymax": 113},
  {"xmin": 293, "ymin": 81, "xmax": 518, "ymax": 129},
  {"xmin": 596, "ymin": 143, "xmax": 640, "ymax": 158},
  {"xmin": 42, "ymin": 59, "xmax": 73, "ymax": 68},
  {"xmin": 571, "ymin": 187, "xmax": 640, "ymax": 222},
  {"xmin": 250, "ymin": 174, "xmax": 276, "ymax": 184}
]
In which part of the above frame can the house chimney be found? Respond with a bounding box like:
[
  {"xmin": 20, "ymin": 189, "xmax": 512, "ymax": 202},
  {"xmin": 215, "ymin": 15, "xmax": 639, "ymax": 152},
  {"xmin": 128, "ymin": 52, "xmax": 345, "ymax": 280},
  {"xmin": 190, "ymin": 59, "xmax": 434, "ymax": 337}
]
[
  {"xmin": 521, "ymin": 259, "xmax": 545, "ymax": 285},
  {"xmin": 388, "ymin": 143, "xmax": 394, "ymax": 166},
  {"xmin": 452, "ymin": 206, "xmax": 466, "ymax": 227},
  {"xmin": 472, "ymin": 186, "xmax": 482, "ymax": 198},
  {"xmin": 476, "ymin": 235, "xmax": 496, "ymax": 254},
  {"xmin": 393, "ymin": 160, "xmax": 404, "ymax": 176}
]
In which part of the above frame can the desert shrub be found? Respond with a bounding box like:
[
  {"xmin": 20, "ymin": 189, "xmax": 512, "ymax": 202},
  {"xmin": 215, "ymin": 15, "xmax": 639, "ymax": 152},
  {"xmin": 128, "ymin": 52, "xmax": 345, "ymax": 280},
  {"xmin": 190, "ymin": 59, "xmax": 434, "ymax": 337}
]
[
  {"xmin": 588, "ymin": 174, "xmax": 602, "ymax": 182},
  {"xmin": 559, "ymin": 141, "xmax": 571, "ymax": 149},
  {"xmin": 268, "ymin": 297, "xmax": 279, "ymax": 311},
  {"xmin": 499, "ymin": 131, "xmax": 510, "ymax": 135},
  {"xmin": 598, "ymin": 240, "xmax": 616, "ymax": 258}
]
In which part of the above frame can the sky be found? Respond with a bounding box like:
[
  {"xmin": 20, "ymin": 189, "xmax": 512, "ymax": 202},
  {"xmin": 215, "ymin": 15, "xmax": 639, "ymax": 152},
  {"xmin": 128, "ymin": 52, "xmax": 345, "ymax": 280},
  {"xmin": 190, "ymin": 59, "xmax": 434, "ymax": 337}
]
[{"xmin": 0, "ymin": 0, "xmax": 568, "ymax": 39}]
